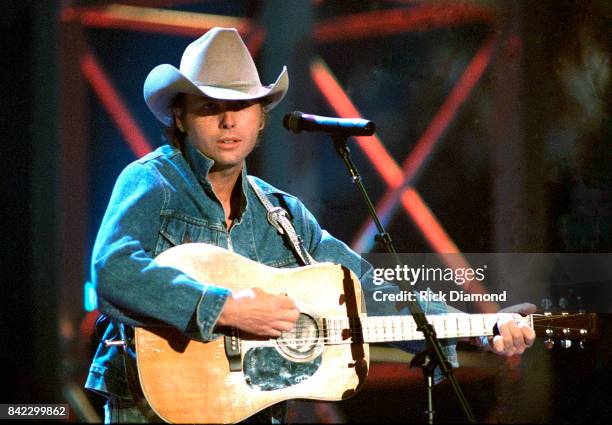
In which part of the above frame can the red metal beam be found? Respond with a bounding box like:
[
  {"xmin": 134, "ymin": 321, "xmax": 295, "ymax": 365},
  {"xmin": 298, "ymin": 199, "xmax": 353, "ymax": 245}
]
[
  {"xmin": 62, "ymin": 4, "xmax": 253, "ymax": 39},
  {"xmin": 314, "ymin": 3, "xmax": 496, "ymax": 43},
  {"xmin": 243, "ymin": 25, "xmax": 267, "ymax": 58},
  {"xmin": 116, "ymin": 0, "xmax": 205, "ymax": 7},
  {"xmin": 80, "ymin": 51, "xmax": 153, "ymax": 158}
]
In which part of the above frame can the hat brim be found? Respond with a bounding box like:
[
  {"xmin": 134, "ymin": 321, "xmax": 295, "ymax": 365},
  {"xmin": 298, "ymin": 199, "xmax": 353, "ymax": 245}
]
[{"xmin": 144, "ymin": 64, "xmax": 288, "ymax": 126}]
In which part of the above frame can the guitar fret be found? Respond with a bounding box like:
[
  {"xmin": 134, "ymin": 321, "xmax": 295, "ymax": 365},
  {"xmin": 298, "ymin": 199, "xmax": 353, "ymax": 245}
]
[
  {"xmin": 400, "ymin": 317, "xmax": 408, "ymax": 341},
  {"xmin": 441, "ymin": 316, "xmax": 450, "ymax": 338},
  {"xmin": 447, "ymin": 315, "xmax": 457, "ymax": 338},
  {"xmin": 433, "ymin": 316, "xmax": 444, "ymax": 339}
]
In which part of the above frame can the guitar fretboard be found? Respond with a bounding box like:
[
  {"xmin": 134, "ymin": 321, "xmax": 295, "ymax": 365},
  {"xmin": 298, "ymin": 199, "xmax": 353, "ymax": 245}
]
[{"xmin": 324, "ymin": 313, "xmax": 533, "ymax": 344}]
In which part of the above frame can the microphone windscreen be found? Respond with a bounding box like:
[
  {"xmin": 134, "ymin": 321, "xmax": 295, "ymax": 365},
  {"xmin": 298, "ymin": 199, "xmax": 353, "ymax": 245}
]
[{"xmin": 282, "ymin": 111, "xmax": 303, "ymax": 133}]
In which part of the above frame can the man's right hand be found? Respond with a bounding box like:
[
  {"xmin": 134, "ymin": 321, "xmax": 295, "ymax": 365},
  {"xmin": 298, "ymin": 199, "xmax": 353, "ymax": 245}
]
[{"xmin": 217, "ymin": 288, "xmax": 300, "ymax": 337}]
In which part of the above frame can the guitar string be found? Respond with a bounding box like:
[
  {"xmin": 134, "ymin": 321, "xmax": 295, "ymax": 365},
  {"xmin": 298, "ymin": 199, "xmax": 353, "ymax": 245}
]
[
  {"xmin": 295, "ymin": 313, "xmax": 587, "ymax": 331},
  {"xmin": 227, "ymin": 328, "xmax": 589, "ymax": 347},
  {"xmin": 232, "ymin": 317, "xmax": 509, "ymax": 346},
  {"xmin": 235, "ymin": 326, "xmax": 589, "ymax": 347},
  {"xmin": 224, "ymin": 313, "xmax": 591, "ymax": 346},
  {"xmin": 279, "ymin": 313, "xmax": 586, "ymax": 328},
  {"xmin": 237, "ymin": 313, "xmax": 586, "ymax": 337}
]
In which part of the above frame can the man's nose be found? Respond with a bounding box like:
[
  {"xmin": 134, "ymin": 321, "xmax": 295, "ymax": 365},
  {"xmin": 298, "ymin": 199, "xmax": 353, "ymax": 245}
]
[{"xmin": 220, "ymin": 111, "xmax": 235, "ymax": 129}]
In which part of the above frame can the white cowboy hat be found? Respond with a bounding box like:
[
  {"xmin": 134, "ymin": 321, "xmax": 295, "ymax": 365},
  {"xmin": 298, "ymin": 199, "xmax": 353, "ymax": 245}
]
[{"xmin": 143, "ymin": 27, "xmax": 288, "ymax": 126}]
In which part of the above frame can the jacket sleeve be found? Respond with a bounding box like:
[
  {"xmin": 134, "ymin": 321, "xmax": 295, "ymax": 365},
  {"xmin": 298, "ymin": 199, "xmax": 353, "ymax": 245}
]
[{"xmin": 92, "ymin": 161, "xmax": 229, "ymax": 341}]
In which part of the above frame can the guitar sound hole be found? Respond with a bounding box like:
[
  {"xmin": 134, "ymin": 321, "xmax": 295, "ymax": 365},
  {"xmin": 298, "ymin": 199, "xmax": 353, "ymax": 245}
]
[{"xmin": 276, "ymin": 313, "xmax": 320, "ymax": 359}]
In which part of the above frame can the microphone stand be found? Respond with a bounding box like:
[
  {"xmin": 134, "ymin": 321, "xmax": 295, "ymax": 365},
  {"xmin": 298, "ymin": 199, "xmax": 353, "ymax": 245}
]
[{"xmin": 330, "ymin": 134, "xmax": 476, "ymax": 424}]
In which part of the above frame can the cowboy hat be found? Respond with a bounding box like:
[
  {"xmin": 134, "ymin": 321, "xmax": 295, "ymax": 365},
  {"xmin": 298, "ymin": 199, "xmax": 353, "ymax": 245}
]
[{"xmin": 144, "ymin": 27, "xmax": 288, "ymax": 126}]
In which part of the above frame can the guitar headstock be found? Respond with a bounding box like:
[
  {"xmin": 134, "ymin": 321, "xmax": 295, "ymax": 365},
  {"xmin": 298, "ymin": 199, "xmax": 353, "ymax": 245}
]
[{"xmin": 532, "ymin": 312, "xmax": 599, "ymax": 349}]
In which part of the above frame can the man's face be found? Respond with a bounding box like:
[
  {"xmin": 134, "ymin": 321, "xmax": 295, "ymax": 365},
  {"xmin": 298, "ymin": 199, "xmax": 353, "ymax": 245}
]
[{"xmin": 176, "ymin": 94, "xmax": 264, "ymax": 172}]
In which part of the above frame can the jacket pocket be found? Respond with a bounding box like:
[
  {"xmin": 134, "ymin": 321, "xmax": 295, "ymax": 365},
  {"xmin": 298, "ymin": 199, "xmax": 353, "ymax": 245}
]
[
  {"xmin": 155, "ymin": 212, "xmax": 222, "ymax": 255},
  {"xmin": 263, "ymin": 255, "xmax": 301, "ymax": 269}
]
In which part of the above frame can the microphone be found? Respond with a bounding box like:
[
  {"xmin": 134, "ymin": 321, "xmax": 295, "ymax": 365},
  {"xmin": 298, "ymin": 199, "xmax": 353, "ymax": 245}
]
[{"xmin": 283, "ymin": 111, "xmax": 376, "ymax": 136}]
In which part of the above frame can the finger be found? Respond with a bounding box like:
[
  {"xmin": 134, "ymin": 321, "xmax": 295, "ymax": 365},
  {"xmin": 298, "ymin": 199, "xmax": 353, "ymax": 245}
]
[
  {"xmin": 520, "ymin": 303, "xmax": 537, "ymax": 315},
  {"xmin": 492, "ymin": 335, "xmax": 506, "ymax": 354},
  {"xmin": 498, "ymin": 324, "xmax": 516, "ymax": 356},
  {"xmin": 278, "ymin": 304, "xmax": 300, "ymax": 321},
  {"xmin": 506, "ymin": 321, "xmax": 527, "ymax": 354},
  {"xmin": 497, "ymin": 324, "xmax": 514, "ymax": 353},
  {"xmin": 276, "ymin": 308, "xmax": 300, "ymax": 323},
  {"xmin": 497, "ymin": 302, "xmax": 537, "ymax": 315},
  {"xmin": 266, "ymin": 328, "xmax": 282, "ymax": 338},
  {"xmin": 288, "ymin": 309, "xmax": 300, "ymax": 321},
  {"xmin": 518, "ymin": 321, "xmax": 536, "ymax": 347},
  {"xmin": 271, "ymin": 320, "xmax": 298, "ymax": 333}
]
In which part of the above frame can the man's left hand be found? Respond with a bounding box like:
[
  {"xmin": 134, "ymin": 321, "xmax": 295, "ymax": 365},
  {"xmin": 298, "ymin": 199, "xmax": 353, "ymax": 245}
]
[{"xmin": 487, "ymin": 303, "xmax": 537, "ymax": 356}]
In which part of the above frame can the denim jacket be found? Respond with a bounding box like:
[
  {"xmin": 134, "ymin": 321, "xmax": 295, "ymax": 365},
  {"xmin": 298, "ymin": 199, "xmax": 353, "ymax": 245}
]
[{"xmin": 85, "ymin": 143, "xmax": 457, "ymax": 400}]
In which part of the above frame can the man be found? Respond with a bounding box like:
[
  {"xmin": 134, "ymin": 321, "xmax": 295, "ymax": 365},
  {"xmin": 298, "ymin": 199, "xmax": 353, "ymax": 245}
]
[{"xmin": 85, "ymin": 27, "xmax": 535, "ymax": 423}]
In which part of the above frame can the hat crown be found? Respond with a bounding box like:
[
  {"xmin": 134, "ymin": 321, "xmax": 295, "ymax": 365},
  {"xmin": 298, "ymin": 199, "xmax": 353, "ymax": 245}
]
[
  {"xmin": 179, "ymin": 27, "xmax": 261, "ymax": 91},
  {"xmin": 143, "ymin": 26, "xmax": 288, "ymax": 126}
]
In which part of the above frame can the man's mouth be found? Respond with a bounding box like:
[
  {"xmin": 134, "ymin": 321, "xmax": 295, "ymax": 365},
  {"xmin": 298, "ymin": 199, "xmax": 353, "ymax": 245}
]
[{"xmin": 217, "ymin": 138, "xmax": 240, "ymax": 144}]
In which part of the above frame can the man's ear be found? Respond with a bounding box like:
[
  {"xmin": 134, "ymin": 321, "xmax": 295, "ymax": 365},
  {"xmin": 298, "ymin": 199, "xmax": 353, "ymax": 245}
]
[
  {"xmin": 173, "ymin": 107, "xmax": 185, "ymax": 132},
  {"xmin": 259, "ymin": 106, "xmax": 267, "ymax": 131}
]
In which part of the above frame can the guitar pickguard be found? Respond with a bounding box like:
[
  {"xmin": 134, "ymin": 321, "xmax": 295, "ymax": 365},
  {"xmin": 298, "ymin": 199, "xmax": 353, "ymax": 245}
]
[{"xmin": 243, "ymin": 346, "xmax": 322, "ymax": 391}]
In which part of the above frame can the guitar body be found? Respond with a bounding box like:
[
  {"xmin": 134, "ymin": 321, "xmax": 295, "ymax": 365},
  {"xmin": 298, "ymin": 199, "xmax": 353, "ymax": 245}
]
[{"xmin": 134, "ymin": 243, "xmax": 369, "ymax": 424}]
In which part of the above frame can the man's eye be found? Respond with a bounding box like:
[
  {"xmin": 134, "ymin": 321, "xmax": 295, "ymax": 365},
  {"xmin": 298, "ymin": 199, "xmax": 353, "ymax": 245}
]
[{"xmin": 200, "ymin": 102, "xmax": 219, "ymax": 112}]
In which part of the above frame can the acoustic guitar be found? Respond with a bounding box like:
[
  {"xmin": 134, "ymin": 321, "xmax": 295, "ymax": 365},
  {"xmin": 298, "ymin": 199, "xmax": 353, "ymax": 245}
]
[{"xmin": 134, "ymin": 243, "xmax": 598, "ymax": 423}]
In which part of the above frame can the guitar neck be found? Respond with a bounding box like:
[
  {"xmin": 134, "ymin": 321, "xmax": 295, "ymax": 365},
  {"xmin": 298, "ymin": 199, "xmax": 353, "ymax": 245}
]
[{"xmin": 324, "ymin": 313, "xmax": 532, "ymax": 344}]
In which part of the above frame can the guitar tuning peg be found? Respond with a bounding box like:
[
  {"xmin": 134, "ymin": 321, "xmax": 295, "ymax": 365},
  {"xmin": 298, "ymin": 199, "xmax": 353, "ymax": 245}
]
[
  {"xmin": 544, "ymin": 338, "xmax": 555, "ymax": 350},
  {"xmin": 580, "ymin": 340, "xmax": 587, "ymax": 349},
  {"xmin": 560, "ymin": 339, "xmax": 572, "ymax": 349}
]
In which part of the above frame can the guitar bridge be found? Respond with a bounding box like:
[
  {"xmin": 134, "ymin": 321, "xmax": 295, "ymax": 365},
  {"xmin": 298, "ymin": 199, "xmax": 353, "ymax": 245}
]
[{"xmin": 224, "ymin": 329, "xmax": 242, "ymax": 371}]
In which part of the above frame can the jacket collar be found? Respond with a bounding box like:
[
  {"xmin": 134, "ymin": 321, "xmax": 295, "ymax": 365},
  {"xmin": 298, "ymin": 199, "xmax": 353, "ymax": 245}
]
[{"xmin": 182, "ymin": 141, "xmax": 250, "ymax": 219}]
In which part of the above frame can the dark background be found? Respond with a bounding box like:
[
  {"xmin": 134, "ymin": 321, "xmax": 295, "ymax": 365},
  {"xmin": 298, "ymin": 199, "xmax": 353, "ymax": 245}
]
[{"xmin": 2, "ymin": 0, "xmax": 610, "ymax": 422}]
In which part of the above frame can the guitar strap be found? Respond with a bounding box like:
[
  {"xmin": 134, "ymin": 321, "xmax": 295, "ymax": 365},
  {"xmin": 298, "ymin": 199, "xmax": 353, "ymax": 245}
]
[
  {"xmin": 247, "ymin": 176, "xmax": 308, "ymax": 423},
  {"xmin": 248, "ymin": 176, "xmax": 317, "ymax": 266}
]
